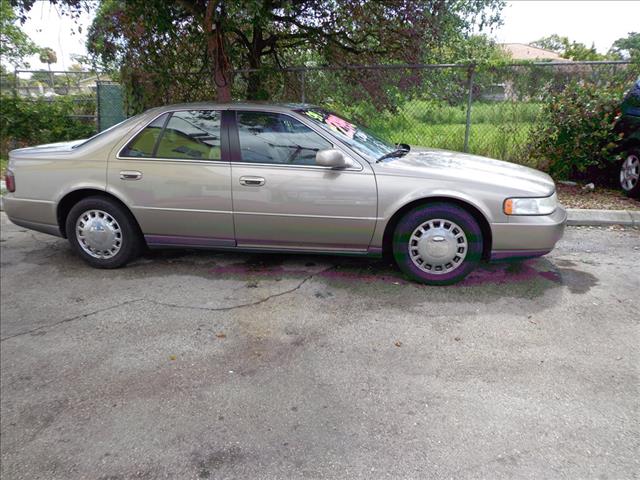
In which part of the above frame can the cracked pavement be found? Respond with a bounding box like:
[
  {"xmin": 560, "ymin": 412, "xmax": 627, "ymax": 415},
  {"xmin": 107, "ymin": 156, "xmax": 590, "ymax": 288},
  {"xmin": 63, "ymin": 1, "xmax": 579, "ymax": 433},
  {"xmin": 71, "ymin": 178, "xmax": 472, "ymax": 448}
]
[{"xmin": 1, "ymin": 213, "xmax": 639, "ymax": 479}]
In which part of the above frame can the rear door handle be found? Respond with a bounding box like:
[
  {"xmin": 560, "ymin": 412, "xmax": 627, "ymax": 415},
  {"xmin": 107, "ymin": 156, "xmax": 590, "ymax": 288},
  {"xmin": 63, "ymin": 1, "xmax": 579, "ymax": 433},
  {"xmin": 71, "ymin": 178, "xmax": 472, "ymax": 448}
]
[
  {"xmin": 239, "ymin": 176, "xmax": 265, "ymax": 186},
  {"xmin": 120, "ymin": 170, "xmax": 143, "ymax": 180}
]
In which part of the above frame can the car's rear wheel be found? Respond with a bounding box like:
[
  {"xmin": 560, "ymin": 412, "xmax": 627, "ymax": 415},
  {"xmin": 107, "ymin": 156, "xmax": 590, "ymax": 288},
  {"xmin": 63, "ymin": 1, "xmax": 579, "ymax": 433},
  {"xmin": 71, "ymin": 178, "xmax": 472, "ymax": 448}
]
[
  {"xmin": 619, "ymin": 149, "xmax": 640, "ymax": 198},
  {"xmin": 392, "ymin": 203, "xmax": 483, "ymax": 285},
  {"xmin": 66, "ymin": 196, "xmax": 142, "ymax": 268}
]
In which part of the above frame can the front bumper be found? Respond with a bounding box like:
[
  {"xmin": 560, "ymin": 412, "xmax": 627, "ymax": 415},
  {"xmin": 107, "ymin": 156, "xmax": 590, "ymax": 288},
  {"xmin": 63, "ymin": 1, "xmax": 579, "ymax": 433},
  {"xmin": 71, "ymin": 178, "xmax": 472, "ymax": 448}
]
[{"xmin": 490, "ymin": 205, "xmax": 567, "ymax": 261}]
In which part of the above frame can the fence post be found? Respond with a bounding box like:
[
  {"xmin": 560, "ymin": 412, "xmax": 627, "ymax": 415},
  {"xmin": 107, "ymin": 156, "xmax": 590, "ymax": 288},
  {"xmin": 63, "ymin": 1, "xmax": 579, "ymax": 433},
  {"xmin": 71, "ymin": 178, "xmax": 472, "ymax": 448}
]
[
  {"xmin": 463, "ymin": 64, "xmax": 475, "ymax": 153},
  {"xmin": 13, "ymin": 67, "xmax": 18, "ymax": 98},
  {"xmin": 300, "ymin": 70, "xmax": 305, "ymax": 103}
]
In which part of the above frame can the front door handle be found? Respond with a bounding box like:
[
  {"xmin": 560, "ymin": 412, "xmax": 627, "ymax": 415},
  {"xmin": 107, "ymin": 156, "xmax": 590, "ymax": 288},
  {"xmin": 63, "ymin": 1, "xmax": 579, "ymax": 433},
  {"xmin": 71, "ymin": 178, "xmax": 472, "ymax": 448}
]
[
  {"xmin": 239, "ymin": 176, "xmax": 265, "ymax": 186},
  {"xmin": 120, "ymin": 170, "xmax": 143, "ymax": 181}
]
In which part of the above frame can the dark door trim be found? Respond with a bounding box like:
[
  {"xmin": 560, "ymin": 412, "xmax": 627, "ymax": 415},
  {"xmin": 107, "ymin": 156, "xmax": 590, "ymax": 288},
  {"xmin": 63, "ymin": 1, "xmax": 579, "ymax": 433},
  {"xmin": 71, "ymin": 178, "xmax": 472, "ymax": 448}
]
[{"xmin": 221, "ymin": 110, "xmax": 240, "ymax": 163}]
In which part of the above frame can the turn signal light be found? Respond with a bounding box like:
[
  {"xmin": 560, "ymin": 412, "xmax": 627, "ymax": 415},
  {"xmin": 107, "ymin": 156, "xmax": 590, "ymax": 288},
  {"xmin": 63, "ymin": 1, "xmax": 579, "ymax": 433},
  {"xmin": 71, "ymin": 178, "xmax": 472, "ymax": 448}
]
[{"xmin": 503, "ymin": 199, "xmax": 513, "ymax": 215}]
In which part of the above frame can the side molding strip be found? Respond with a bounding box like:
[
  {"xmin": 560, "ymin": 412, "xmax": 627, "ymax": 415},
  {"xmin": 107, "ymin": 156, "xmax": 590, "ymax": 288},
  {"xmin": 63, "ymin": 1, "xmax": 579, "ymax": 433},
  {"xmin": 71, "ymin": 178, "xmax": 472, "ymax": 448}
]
[{"xmin": 144, "ymin": 234, "xmax": 235, "ymax": 248}]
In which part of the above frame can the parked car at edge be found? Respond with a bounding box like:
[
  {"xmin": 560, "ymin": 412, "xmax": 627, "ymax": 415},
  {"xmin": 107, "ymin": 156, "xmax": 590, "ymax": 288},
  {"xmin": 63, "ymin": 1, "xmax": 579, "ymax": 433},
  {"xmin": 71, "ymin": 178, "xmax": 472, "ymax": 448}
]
[
  {"xmin": 3, "ymin": 103, "xmax": 566, "ymax": 285},
  {"xmin": 614, "ymin": 77, "xmax": 640, "ymax": 198}
]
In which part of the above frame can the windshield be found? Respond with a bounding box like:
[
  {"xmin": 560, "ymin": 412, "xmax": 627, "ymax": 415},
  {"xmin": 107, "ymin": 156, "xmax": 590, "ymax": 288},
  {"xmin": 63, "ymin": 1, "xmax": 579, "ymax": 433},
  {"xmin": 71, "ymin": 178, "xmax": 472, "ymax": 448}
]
[
  {"xmin": 295, "ymin": 108, "xmax": 396, "ymax": 161},
  {"xmin": 72, "ymin": 113, "xmax": 145, "ymax": 149}
]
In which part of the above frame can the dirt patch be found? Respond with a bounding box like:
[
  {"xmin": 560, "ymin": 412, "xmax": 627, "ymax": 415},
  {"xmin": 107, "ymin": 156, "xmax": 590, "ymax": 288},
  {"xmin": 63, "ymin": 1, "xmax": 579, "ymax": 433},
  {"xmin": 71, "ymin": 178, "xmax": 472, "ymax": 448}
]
[
  {"xmin": 194, "ymin": 447, "xmax": 243, "ymax": 478},
  {"xmin": 557, "ymin": 183, "xmax": 640, "ymax": 210}
]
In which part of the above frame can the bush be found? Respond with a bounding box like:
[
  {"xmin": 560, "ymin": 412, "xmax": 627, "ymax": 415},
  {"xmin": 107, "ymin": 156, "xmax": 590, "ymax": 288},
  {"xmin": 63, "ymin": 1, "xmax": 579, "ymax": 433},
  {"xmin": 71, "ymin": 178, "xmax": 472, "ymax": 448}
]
[
  {"xmin": 0, "ymin": 95, "xmax": 96, "ymax": 158},
  {"xmin": 527, "ymin": 81, "xmax": 625, "ymax": 180}
]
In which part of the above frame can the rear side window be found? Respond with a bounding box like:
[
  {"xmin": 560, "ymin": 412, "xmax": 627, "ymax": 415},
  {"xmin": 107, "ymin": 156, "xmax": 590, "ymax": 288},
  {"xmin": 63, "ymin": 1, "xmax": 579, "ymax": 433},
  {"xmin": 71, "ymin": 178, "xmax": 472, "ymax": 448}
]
[
  {"xmin": 120, "ymin": 110, "xmax": 222, "ymax": 160},
  {"xmin": 156, "ymin": 110, "xmax": 222, "ymax": 160}
]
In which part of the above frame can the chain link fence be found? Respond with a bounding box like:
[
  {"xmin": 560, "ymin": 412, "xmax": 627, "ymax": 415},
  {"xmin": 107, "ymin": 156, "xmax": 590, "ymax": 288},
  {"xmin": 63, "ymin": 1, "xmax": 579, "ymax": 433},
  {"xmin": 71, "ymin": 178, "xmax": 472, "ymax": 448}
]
[
  {"xmin": 2, "ymin": 62, "xmax": 637, "ymax": 165},
  {"xmin": 231, "ymin": 61, "xmax": 637, "ymax": 165},
  {"xmin": 96, "ymin": 81, "xmax": 126, "ymax": 131},
  {"xmin": 0, "ymin": 69, "xmax": 126, "ymax": 134}
]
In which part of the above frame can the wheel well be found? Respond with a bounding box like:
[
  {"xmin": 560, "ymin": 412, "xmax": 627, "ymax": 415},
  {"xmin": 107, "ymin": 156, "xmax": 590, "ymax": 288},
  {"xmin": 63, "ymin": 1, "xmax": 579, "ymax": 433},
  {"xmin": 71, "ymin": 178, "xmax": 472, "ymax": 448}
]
[
  {"xmin": 56, "ymin": 189, "xmax": 142, "ymax": 239},
  {"xmin": 621, "ymin": 140, "xmax": 640, "ymax": 153},
  {"xmin": 381, "ymin": 197, "xmax": 493, "ymax": 261},
  {"xmin": 614, "ymin": 136, "xmax": 640, "ymax": 155}
]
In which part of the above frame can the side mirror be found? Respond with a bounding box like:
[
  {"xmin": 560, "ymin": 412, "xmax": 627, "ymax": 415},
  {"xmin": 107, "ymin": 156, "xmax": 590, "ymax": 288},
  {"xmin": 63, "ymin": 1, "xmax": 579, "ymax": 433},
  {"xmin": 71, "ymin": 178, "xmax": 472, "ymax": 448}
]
[{"xmin": 316, "ymin": 149, "xmax": 350, "ymax": 168}]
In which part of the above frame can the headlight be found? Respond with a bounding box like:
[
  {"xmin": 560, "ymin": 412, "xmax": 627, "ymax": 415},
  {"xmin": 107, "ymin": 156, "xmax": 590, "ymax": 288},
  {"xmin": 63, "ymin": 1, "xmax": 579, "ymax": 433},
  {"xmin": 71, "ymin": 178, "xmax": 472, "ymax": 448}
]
[{"xmin": 504, "ymin": 192, "xmax": 557, "ymax": 215}]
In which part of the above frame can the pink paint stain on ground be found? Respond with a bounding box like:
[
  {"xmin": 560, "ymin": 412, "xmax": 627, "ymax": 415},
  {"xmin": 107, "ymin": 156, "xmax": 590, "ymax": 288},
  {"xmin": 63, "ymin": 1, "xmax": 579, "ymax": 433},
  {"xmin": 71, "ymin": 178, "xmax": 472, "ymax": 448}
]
[
  {"xmin": 208, "ymin": 260, "xmax": 562, "ymax": 287},
  {"xmin": 317, "ymin": 268, "xmax": 409, "ymax": 284},
  {"xmin": 208, "ymin": 263, "xmax": 409, "ymax": 284}
]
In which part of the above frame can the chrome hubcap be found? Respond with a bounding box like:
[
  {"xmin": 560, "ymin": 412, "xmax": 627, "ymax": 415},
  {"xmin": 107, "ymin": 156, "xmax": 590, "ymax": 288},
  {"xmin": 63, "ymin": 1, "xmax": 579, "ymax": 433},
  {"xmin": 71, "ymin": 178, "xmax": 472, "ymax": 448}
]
[
  {"xmin": 409, "ymin": 219, "xmax": 468, "ymax": 274},
  {"xmin": 76, "ymin": 210, "xmax": 122, "ymax": 259},
  {"xmin": 620, "ymin": 154, "xmax": 639, "ymax": 191}
]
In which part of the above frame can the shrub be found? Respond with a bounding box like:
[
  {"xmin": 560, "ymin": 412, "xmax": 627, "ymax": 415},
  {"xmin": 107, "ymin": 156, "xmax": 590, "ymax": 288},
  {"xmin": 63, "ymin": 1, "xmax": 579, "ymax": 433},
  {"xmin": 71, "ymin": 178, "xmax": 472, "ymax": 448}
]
[
  {"xmin": 527, "ymin": 81, "xmax": 625, "ymax": 180},
  {"xmin": 0, "ymin": 95, "xmax": 96, "ymax": 157}
]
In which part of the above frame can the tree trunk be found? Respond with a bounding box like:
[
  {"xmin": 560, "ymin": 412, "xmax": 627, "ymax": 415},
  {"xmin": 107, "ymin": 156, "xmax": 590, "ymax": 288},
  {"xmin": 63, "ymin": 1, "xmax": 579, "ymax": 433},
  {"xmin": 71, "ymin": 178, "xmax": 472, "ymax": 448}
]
[
  {"xmin": 246, "ymin": 58, "xmax": 262, "ymax": 100},
  {"xmin": 204, "ymin": 1, "xmax": 232, "ymax": 102},
  {"xmin": 47, "ymin": 64, "xmax": 54, "ymax": 91},
  {"xmin": 246, "ymin": 23, "xmax": 264, "ymax": 100}
]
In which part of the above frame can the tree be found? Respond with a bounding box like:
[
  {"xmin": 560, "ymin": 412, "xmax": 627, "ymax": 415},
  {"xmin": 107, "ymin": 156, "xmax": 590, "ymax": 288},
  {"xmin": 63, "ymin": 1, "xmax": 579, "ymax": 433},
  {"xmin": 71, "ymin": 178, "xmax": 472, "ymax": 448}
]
[
  {"xmin": 433, "ymin": 33, "xmax": 510, "ymax": 65},
  {"xmin": 30, "ymin": 68, "xmax": 68, "ymax": 87},
  {"xmin": 13, "ymin": 0, "xmax": 505, "ymax": 104},
  {"xmin": 10, "ymin": 0, "xmax": 86, "ymax": 22},
  {"xmin": 86, "ymin": 0, "xmax": 505, "ymax": 103},
  {"xmin": 30, "ymin": 69, "xmax": 53, "ymax": 83},
  {"xmin": 531, "ymin": 34, "xmax": 605, "ymax": 61},
  {"xmin": 39, "ymin": 47, "xmax": 57, "ymax": 86},
  {"xmin": 86, "ymin": 0, "xmax": 214, "ymax": 112},
  {"xmin": 530, "ymin": 34, "xmax": 568, "ymax": 54},
  {"xmin": 563, "ymin": 41, "xmax": 604, "ymax": 61},
  {"xmin": 608, "ymin": 32, "xmax": 640, "ymax": 62},
  {"xmin": 0, "ymin": 1, "xmax": 39, "ymax": 68},
  {"xmin": 39, "ymin": 46, "xmax": 57, "ymax": 65}
]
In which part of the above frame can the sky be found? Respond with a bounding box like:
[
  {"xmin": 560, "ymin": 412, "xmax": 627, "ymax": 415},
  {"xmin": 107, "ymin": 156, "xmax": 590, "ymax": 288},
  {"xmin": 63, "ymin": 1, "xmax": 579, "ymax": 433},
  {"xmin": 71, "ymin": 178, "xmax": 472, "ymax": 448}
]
[
  {"xmin": 493, "ymin": 0, "xmax": 640, "ymax": 53},
  {"xmin": 10, "ymin": 0, "xmax": 640, "ymax": 72},
  {"xmin": 15, "ymin": 2, "xmax": 93, "ymax": 72}
]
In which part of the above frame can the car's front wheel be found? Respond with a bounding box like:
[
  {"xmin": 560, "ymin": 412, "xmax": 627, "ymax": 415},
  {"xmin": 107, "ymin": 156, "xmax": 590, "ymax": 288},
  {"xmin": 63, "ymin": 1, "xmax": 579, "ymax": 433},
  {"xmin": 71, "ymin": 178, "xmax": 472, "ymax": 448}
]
[
  {"xmin": 619, "ymin": 148, "xmax": 640, "ymax": 198},
  {"xmin": 66, "ymin": 196, "xmax": 142, "ymax": 268},
  {"xmin": 392, "ymin": 203, "xmax": 483, "ymax": 285}
]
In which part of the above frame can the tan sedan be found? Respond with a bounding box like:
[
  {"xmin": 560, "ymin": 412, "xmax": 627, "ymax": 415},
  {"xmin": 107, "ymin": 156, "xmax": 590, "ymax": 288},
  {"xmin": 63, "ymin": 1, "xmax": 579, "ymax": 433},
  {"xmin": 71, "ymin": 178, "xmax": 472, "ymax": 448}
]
[{"xmin": 3, "ymin": 103, "xmax": 566, "ymax": 285}]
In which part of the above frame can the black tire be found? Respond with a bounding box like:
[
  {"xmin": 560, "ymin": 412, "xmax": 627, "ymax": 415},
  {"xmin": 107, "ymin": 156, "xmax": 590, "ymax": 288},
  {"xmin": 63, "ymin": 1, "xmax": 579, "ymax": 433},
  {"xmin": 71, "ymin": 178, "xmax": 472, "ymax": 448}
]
[
  {"xmin": 65, "ymin": 196, "xmax": 142, "ymax": 268},
  {"xmin": 619, "ymin": 148, "xmax": 640, "ymax": 198},
  {"xmin": 392, "ymin": 203, "xmax": 483, "ymax": 285}
]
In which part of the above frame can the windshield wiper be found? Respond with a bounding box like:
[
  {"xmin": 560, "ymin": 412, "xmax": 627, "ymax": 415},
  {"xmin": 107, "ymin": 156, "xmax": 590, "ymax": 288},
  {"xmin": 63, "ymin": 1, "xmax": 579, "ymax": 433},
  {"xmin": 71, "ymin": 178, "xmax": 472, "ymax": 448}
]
[{"xmin": 376, "ymin": 146, "xmax": 410, "ymax": 163}]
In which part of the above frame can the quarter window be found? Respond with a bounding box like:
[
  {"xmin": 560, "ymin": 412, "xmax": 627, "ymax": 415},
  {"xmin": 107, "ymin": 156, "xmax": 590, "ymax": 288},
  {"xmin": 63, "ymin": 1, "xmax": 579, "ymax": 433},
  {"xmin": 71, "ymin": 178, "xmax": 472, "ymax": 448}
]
[
  {"xmin": 121, "ymin": 110, "xmax": 222, "ymax": 160},
  {"xmin": 120, "ymin": 113, "xmax": 169, "ymax": 158},
  {"xmin": 236, "ymin": 111, "xmax": 332, "ymax": 165}
]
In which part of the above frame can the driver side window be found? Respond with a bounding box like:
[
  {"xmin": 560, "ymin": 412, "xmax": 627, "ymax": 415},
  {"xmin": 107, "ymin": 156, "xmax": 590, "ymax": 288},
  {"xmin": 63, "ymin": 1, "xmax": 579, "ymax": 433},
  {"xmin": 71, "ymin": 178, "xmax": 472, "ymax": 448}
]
[{"xmin": 236, "ymin": 111, "xmax": 332, "ymax": 165}]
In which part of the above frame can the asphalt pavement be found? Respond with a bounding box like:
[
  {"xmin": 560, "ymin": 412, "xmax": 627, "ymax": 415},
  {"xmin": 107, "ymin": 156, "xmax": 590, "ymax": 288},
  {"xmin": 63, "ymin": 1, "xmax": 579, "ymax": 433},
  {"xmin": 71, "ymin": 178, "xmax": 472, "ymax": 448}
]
[{"xmin": 1, "ymin": 213, "xmax": 639, "ymax": 479}]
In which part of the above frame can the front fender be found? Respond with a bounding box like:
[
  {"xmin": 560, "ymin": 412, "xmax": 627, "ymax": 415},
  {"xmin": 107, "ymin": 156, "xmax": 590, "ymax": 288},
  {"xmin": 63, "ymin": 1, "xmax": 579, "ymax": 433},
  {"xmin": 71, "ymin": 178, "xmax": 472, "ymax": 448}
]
[
  {"xmin": 370, "ymin": 177, "xmax": 507, "ymax": 249},
  {"xmin": 386, "ymin": 188, "xmax": 496, "ymax": 224}
]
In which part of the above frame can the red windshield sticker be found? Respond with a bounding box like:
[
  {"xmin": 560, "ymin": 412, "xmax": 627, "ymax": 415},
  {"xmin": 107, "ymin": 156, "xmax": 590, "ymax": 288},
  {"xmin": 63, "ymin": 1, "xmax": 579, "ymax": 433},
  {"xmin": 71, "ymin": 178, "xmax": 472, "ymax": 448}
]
[{"xmin": 325, "ymin": 114, "xmax": 356, "ymax": 139}]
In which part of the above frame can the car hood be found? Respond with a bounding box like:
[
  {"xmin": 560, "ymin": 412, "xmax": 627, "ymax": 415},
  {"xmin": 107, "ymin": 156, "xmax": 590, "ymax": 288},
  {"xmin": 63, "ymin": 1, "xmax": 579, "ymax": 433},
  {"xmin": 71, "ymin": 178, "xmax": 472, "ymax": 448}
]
[
  {"xmin": 374, "ymin": 147, "xmax": 555, "ymax": 196},
  {"xmin": 9, "ymin": 139, "xmax": 87, "ymax": 157}
]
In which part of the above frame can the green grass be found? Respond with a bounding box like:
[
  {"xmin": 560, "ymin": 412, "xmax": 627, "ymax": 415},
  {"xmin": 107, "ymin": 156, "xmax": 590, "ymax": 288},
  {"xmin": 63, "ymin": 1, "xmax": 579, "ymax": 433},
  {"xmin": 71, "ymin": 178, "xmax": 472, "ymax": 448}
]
[
  {"xmin": 369, "ymin": 122, "xmax": 535, "ymax": 166},
  {"xmin": 344, "ymin": 100, "xmax": 541, "ymax": 166},
  {"xmin": 400, "ymin": 100, "xmax": 542, "ymax": 125}
]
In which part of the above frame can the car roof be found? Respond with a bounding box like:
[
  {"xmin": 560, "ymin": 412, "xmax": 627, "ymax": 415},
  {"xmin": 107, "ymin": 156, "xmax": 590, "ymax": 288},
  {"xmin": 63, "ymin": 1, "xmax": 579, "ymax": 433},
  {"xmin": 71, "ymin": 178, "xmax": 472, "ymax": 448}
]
[{"xmin": 149, "ymin": 102, "xmax": 321, "ymax": 114}]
